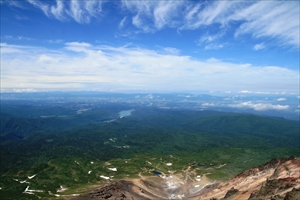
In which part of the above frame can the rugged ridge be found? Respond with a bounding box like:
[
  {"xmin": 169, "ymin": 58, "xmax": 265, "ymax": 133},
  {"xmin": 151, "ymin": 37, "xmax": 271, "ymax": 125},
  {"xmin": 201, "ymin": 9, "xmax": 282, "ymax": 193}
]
[{"xmin": 69, "ymin": 157, "xmax": 300, "ymax": 200}]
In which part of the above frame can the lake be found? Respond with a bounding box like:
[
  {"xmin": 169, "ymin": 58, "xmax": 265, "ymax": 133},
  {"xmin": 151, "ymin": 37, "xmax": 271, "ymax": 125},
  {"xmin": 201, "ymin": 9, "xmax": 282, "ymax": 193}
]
[{"xmin": 118, "ymin": 109, "xmax": 134, "ymax": 117}]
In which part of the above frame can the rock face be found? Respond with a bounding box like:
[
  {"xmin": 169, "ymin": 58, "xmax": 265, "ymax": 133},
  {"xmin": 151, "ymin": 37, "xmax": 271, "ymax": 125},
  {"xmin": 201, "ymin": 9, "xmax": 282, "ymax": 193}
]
[
  {"xmin": 69, "ymin": 157, "xmax": 300, "ymax": 200},
  {"xmin": 68, "ymin": 180, "xmax": 159, "ymax": 200}
]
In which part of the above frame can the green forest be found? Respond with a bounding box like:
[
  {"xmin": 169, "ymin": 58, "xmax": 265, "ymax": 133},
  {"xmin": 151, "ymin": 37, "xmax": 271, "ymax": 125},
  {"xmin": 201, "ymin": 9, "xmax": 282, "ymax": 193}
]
[{"xmin": 0, "ymin": 100, "xmax": 299, "ymax": 199}]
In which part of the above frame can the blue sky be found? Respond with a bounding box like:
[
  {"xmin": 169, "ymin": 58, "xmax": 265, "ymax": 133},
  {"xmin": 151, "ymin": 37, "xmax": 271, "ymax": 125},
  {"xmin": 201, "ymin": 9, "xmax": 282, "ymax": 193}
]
[{"xmin": 0, "ymin": 0, "xmax": 299, "ymax": 94}]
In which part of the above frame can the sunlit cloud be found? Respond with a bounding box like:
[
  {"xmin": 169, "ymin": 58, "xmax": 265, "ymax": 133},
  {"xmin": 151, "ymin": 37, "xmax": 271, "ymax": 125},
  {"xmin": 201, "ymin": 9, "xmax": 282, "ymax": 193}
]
[{"xmin": 1, "ymin": 42, "xmax": 298, "ymax": 93}]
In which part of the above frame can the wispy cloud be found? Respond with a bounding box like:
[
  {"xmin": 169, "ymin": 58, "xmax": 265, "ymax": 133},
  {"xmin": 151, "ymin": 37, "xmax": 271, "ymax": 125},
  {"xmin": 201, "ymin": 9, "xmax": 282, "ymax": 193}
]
[
  {"xmin": 119, "ymin": 16, "xmax": 127, "ymax": 29},
  {"xmin": 46, "ymin": 39, "xmax": 64, "ymax": 44},
  {"xmin": 6, "ymin": 0, "xmax": 27, "ymax": 9},
  {"xmin": 1, "ymin": 42, "xmax": 298, "ymax": 93},
  {"xmin": 204, "ymin": 44, "xmax": 224, "ymax": 50},
  {"xmin": 4, "ymin": 35, "xmax": 35, "ymax": 41},
  {"xmin": 5, "ymin": 1, "xmax": 299, "ymax": 48},
  {"xmin": 122, "ymin": 1, "xmax": 299, "ymax": 48},
  {"xmin": 163, "ymin": 47, "xmax": 180, "ymax": 55},
  {"xmin": 26, "ymin": 0, "xmax": 103, "ymax": 23},
  {"xmin": 253, "ymin": 43, "xmax": 265, "ymax": 51},
  {"xmin": 197, "ymin": 31, "xmax": 226, "ymax": 50},
  {"xmin": 232, "ymin": 1, "xmax": 299, "ymax": 47}
]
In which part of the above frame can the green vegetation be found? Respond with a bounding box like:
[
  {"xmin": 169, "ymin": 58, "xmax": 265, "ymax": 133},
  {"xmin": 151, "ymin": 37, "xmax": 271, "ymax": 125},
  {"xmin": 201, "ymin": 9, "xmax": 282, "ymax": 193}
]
[{"xmin": 0, "ymin": 101, "xmax": 299, "ymax": 199}]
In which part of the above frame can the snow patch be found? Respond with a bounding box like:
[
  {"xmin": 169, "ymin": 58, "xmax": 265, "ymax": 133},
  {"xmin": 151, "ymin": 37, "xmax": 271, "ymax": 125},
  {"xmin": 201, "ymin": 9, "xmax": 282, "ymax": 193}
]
[
  {"xmin": 100, "ymin": 175, "xmax": 110, "ymax": 180},
  {"xmin": 28, "ymin": 174, "xmax": 36, "ymax": 179},
  {"xmin": 57, "ymin": 185, "xmax": 67, "ymax": 193},
  {"xmin": 24, "ymin": 186, "xmax": 43, "ymax": 194}
]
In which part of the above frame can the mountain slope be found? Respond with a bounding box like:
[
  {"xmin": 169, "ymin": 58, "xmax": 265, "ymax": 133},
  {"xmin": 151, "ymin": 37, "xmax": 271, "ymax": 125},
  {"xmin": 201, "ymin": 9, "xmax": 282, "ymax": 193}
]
[{"xmin": 69, "ymin": 157, "xmax": 300, "ymax": 200}]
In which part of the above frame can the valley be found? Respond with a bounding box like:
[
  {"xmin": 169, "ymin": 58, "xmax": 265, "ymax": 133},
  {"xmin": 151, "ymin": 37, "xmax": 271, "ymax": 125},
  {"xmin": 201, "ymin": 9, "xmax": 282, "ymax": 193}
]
[{"xmin": 0, "ymin": 93, "xmax": 299, "ymax": 199}]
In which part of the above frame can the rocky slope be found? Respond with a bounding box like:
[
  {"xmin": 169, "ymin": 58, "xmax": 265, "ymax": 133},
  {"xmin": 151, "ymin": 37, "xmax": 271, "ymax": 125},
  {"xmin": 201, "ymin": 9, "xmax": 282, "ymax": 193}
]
[{"xmin": 69, "ymin": 157, "xmax": 300, "ymax": 200}]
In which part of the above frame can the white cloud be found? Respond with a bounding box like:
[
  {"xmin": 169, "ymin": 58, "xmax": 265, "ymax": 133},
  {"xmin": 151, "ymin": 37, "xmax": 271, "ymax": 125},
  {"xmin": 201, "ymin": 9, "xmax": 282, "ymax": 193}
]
[
  {"xmin": 202, "ymin": 103, "xmax": 215, "ymax": 107},
  {"xmin": 253, "ymin": 43, "xmax": 265, "ymax": 50},
  {"xmin": 0, "ymin": 43, "xmax": 299, "ymax": 93},
  {"xmin": 277, "ymin": 98, "xmax": 287, "ymax": 101},
  {"xmin": 50, "ymin": 0, "xmax": 65, "ymax": 21},
  {"xmin": 64, "ymin": 42, "xmax": 92, "ymax": 52},
  {"xmin": 229, "ymin": 101, "xmax": 289, "ymax": 111}
]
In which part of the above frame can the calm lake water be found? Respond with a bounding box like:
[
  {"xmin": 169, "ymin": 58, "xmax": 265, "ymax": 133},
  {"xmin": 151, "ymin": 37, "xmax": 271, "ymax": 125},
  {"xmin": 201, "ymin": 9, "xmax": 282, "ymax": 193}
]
[{"xmin": 118, "ymin": 109, "xmax": 134, "ymax": 117}]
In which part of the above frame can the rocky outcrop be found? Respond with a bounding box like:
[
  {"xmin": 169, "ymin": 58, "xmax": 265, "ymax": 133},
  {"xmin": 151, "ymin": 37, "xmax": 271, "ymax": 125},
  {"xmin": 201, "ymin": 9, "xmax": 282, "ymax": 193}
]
[
  {"xmin": 193, "ymin": 156, "xmax": 300, "ymax": 200},
  {"xmin": 69, "ymin": 157, "xmax": 300, "ymax": 200}
]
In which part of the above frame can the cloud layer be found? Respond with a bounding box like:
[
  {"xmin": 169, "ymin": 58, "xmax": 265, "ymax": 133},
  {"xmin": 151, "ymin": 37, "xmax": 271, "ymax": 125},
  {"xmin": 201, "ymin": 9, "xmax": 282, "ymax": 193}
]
[
  {"xmin": 1, "ymin": 42, "xmax": 298, "ymax": 93},
  {"xmin": 229, "ymin": 101, "xmax": 289, "ymax": 111}
]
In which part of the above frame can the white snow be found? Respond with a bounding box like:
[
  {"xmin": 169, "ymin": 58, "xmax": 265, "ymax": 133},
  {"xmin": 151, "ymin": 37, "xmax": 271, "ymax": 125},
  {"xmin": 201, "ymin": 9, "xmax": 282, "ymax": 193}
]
[
  {"xmin": 194, "ymin": 185, "xmax": 200, "ymax": 188},
  {"xmin": 20, "ymin": 180, "xmax": 30, "ymax": 184},
  {"xmin": 57, "ymin": 185, "xmax": 67, "ymax": 193},
  {"xmin": 166, "ymin": 163, "xmax": 172, "ymax": 166},
  {"xmin": 88, "ymin": 170, "xmax": 92, "ymax": 174},
  {"xmin": 28, "ymin": 174, "xmax": 36, "ymax": 179},
  {"xmin": 100, "ymin": 175, "xmax": 110, "ymax": 180},
  {"xmin": 90, "ymin": 161, "xmax": 94, "ymax": 164},
  {"xmin": 108, "ymin": 167, "xmax": 117, "ymax": 171},
  {"xmin": 23, "ymin": 186, "xmax": 43, "ymax": 194}
]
